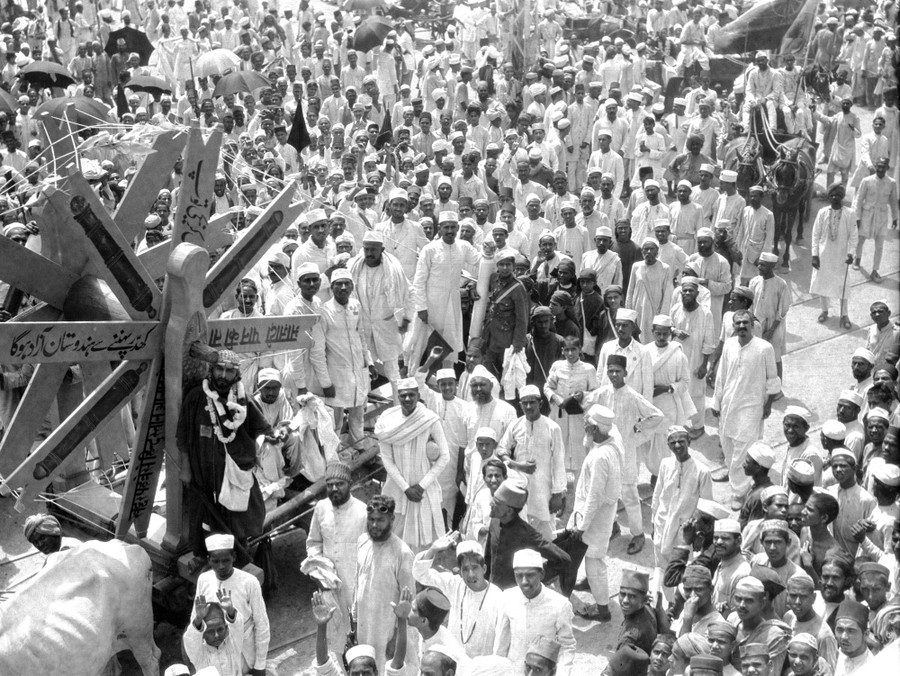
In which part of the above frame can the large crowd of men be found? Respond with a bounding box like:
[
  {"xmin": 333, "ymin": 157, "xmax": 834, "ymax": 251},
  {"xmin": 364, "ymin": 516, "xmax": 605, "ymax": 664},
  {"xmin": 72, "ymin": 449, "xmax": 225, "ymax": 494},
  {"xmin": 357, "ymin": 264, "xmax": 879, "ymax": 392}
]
[{"xmin": 4, "ymin": 0, "xmax": 900, "ymax": 675}]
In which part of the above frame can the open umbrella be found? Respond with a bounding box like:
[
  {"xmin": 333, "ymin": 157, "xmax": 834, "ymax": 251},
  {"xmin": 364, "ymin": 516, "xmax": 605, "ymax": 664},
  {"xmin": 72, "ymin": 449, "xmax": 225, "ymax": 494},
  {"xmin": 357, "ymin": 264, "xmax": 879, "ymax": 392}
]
[
  {"xmin": 34, "ymin": 96, "xmax": 111, "ymax": 128},
  {"xmin": 127, "ymin": 74, "xmax": 172, "ymax": 96},
  {"xmin": 195, "ymin": 49, "xmax": 242, "ymax": 77},
  {"xmin": 212, "ymin": 71, "xmax": 271, "ymax": 98},
  {"xmin": 343, "ymin": 0, "xmax": 387, "ymax": 10},
  {"xmin": 104, "ymin": 26, "xmax": 155, "ymax": 66},
  {"xmin": 17, "ymin": 61, "xmax": 76, "ymax": 88},
  {"xmin": 352, "ymin": 16, "xmax": 394, "ymax": 53}
]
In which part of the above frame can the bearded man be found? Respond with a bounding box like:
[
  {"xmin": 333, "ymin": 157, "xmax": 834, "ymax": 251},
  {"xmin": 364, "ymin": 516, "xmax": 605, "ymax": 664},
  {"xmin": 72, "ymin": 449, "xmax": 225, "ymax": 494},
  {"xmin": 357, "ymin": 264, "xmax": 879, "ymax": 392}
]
[{"xmin": 177, "ymin": 349, "xmax": 274, "ymax": 571}]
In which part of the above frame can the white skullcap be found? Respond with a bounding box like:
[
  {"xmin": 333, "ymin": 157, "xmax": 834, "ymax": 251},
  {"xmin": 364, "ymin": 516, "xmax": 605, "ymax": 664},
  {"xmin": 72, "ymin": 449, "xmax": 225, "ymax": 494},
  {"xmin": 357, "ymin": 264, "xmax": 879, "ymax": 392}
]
[
  {"xmin": 784, "ymin": 405, "xmax": 811, "ymax": 423},
  {"xmin": 585, "ymin": 404, "xmax": 615, "ymax": 428},
  {"xmin": 616, "ymin": 308, "xmax": 638, "ymax": 322},
  {"xmin": 439, "ymin": 211, "xmax": 459, "ymax": 223},
  {"xmin": 696, "ymin": 227, "xmax": 715, "ymax": 239},
  {"xmin": 714, "ymin": 518, "xmax": 742, "ymax": 534},
  {"xmin": 596, "ymin": 226, "xmax": 613, "ymax": 238},
  {"xmin": 673, "ymin": 97, "xmax": 688, "ymax": 106},
  {"xmin": 837, "ymin": 389, "xmax": 864, "ymax": 407},
  {"xmin": 295, "ymin": 262, "xmax": 320, "ymax": 279},
  {"xmin": 759, "ymin": 252, "xmax": 779, "ymax": 263},
  {"xmin": 307, "ymin": 208, "xmax": 328, "ymax": 224},
  {"xmin": 643, "ymin": 179, "xmax": 660, "ymax": 190},
  {"xmin": 257, "ymin": 368, "xmax": 281, "ymax": 384},
  {"xmin": 512, "ymin": 548, "xmax": 545, "ymax": 569},
  {"xmin": 396, "ymin": 377, "xmax": 418, "ymax": 391},
  {"xmin": 719, "ymin": 170, "xmax": 738, "ymax": 183},
  {"xmin": 747, "ymin": 442, "xmax": 776, "ymax": 468},
  {"xmin": 269, "ymin": 251, "xmax": 291, "ymax": 268},
  {"xmin": 456, "ymin": 540, "xmax": 485, "ymax": 558},
  {"xmin": 874, "ymin": 463, "xmax": 900, "ymax": 487},
  {"xmin": 389, "ymin": 187, "xmax": 409, "ymax": 202},
  {"xmin": 475, "ymin": 427, "xmax": 498, "ymax": 441},
  {"xmin": 205, "ymin": 533, "xmax": 235, "ymax": 552},
  {"xmin": 519, "ymin": 385, "xmax": 541, "ymax": 400},
  {"xmin": 699, "ymin": 163, "xmax": 716, "ymax": 174},
  {"xmin": 362, "ymin": 230, "xmax": 384, "ymax": 244},
  {"xmin": 822, "ymin": 419, "xmax": 846, "ymax": 440},
  {"xmin": 346, "ymin": 645, "xmax": 377, "ymax": 664},
  {"xmin": 436, "ymin": 368, "xmax": 456, "ymax": 381},
  {"xmin": 677, "ymin": 179, "xmax": 692, "ymax": 189},
  {"xmin": 470, "ymin": 364, "xmax": 497, "ymax": 384},
  {"xmin": 164, "ymin": 666, "xmax": 191, "ymax": 676},
  {"xmin": 652, "ymin": 314, "xmax": 673, "ymax": 327},
  {"xmin": 331, "ymin": 269, "xmax": 353, "ymax": 283}
]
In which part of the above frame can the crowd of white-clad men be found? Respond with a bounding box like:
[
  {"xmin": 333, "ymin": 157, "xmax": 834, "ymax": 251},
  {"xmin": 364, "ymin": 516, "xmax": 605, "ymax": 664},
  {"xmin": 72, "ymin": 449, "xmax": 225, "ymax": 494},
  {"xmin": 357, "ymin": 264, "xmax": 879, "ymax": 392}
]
[{"xmin": 4, "ymin": 0, "xmax": 900, "ymax": 675}]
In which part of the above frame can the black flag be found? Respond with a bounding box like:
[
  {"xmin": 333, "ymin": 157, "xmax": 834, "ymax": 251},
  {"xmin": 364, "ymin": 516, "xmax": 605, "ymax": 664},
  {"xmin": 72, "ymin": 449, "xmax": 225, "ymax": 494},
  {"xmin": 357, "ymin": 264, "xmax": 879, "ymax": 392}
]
[
  {"xmin": 287, "ymin": 97, "xmax": 311, "ymax": 155},
  {"xmin": 374, "ymin": 110, "xmax": 393, "ymax": 150}
]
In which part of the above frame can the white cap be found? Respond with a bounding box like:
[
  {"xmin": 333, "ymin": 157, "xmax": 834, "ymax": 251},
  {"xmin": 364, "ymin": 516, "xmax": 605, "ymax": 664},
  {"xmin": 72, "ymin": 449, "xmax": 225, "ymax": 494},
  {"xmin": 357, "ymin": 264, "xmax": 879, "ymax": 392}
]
[
  {"xmin": 643, "ymin": 179, "xmax": 660, "ymax": 190},
  {"xmin": 747, "ymin": 441, "xmax": 776, "ymax": 468},
  {"xmin": 852, "ymin": 347, "xmax": 875, "ymax": 364},
  {"xmin": 616, "ymin": 308, "xmax": 638, "ymax": 322},
  {"xmin": 475, "ymin": 427, "xmax": 498, "ymax": 441},
  {"xmin": 362, "ymin": 230, "xmax": 384, "ymax": 244},
  {"xmin": 296, "ymin": 262, "xmax": 320, "ymax": 279},
  {"xmin": 822, "ymin": 419, "xmax": 846, "ymax": 440},
  {"xmin": 519, "ymin": 385, "xmax": 541, "ymax": 400},
  {"xmin": 346, "ymin": 645, "xmax": 377, "ymax": 664},
  {"xmin": 258, "ymin": 368, "xmax": 282, "ymax": 384},
  {"xmin": 456, "ymin": 540, "xmax": 485, "ymax": 558},
  {"xmin": 269, "ymin": 251, "xmax": 291, "ymax": 268},
  {"xmin": 205, "ymin": 533, "xmax": 235, "ymax": 552},
  {"xmin": 784, "ymin": 405, "xmax": 811, "ymax": 424},
  {"xmin": 714, "ymin": 518, "xmax": 741, "ymax": 534},
  {"xmin": 331, "ymin": 269, "xmax": 353, "ymax": 283},
  {"xmin": 512, "ymin": 548, "xmax": 545, "ymax": 570},
  {"xmin": 585, "ymin": 404, "xmax": 615, "ymax": 429},
  {"xmin": 652, "ymin": 314, "xmax": 673, "ymax": 328},
  {"xmin": 719, "ymin": 170, "xmax": 737, "ymax": 183},
  {"xmin": 436, "ymin": 368, "xmax": 456, "ymax": 381},
  {"xmin": 389, "ymin": 187, "xmax": 409, "ymax": 202},
  {"xmin": 759, "ymin": 252, "xmax": 779, "ymax": 263},
  {"xmin": 307, "ymin": 208, "xmax": 328, "ymax": 224},
  {"xmin": 439, "ymin": 210, "xmax": 459, "ymax": 223},
  {"xmin": 396, "ymin": 377, "xmax": 419, "ymax": 391},
  {"xmin": 164, "ymin": 666, "xmax": 191, "ymax": 676}
]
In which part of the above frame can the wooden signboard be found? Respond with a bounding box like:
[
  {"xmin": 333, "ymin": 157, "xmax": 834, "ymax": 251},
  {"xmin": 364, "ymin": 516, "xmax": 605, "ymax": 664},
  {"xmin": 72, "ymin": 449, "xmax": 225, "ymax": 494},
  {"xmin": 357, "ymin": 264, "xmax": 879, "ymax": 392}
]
[
  {"xmin": 0, "ymin": 321, "xmax": 161, "ymax": 364},
  {"xmin": 0, "ymin": 235, "xmax": 80, "ymax": 309},
  {"xmin": 207, "ymin": 315, "xmax": 318, "ymax": 353}
]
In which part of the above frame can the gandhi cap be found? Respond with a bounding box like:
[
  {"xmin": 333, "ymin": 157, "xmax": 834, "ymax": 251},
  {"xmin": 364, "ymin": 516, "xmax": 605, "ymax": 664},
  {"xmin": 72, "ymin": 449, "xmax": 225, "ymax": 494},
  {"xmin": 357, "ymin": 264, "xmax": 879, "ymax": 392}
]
[{"xmin": 494, "ymin": 480, "xmax": 527, "ymax": 509}]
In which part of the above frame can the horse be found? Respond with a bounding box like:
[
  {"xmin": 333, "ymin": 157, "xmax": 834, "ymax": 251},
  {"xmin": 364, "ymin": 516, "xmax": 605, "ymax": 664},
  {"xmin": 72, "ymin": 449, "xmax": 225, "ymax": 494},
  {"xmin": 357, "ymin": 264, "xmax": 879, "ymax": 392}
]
[
  {"xmin": 722, "ymin": 133, "xmax": 764, "ymax": 198},
  {"xmin": 770, "ymin": 138, "xmax": 816, "ymax": 268}
]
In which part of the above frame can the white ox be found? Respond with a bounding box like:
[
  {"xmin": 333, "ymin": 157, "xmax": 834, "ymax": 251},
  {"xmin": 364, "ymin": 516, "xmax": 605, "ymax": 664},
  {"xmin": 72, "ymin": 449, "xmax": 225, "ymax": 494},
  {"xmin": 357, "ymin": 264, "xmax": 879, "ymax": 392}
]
[{"xmin": 0, "ymin": 539, "xmax": 161, "ymax": 676}]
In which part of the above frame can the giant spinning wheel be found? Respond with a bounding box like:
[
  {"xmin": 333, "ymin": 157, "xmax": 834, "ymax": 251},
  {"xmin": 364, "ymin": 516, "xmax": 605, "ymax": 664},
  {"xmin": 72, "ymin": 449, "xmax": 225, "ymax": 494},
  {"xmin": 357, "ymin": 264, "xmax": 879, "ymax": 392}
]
[{"xmin": 0, "ymin": 108, "xmax": 316, "ymax": 570}]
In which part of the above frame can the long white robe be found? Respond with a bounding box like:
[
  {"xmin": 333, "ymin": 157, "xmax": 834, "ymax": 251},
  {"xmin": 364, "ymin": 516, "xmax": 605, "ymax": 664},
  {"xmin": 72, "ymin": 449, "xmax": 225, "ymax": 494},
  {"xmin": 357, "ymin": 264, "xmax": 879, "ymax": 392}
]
[
  {"xmin": 647, "ymin": 342, "xmax": 696, "ymax": 473},
  {"xmin": 309, "ymin": 298, "xmax": 370, "ymax": 409},
  {"xmin": 809, "ymin": 205, "xmax": 858, "ymax": 299},
  {"xmin": 376, "ymin": 404, "xmax": 450, "ymax": 549},
  {"xmin": 651, "ymin": 453, "xmax": 712, "ymax": 561},
  {"xmin": 306, "ymin": 496, "xmax": 368, "ymax": 644},
  {"xmin": 351, "ymin": 252, "xmax": 409, "ymax": 363},
  {"xmin": 354, "ymin": 534, "xmax": 417, "ymax": 674},
  {"xmin": 544, "ymin": 360, "xmax": 600, "ymax": 473},
  {"xmin": 411, "ymin": 238, "xmax": 482, "ymax": 354},
  {"xmin": 713, "ymin": 336, "xmax": 779, "ymax": 442},
  {"xmin": 626, "ymin": 260, "xmax": 673, "ymax": 340}
]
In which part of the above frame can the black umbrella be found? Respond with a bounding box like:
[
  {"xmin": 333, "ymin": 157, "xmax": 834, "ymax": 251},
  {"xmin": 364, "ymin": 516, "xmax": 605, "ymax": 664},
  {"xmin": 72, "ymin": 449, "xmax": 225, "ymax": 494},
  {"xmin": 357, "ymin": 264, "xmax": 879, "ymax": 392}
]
[
  {"xmin": 105, "ymin": 26, "xmax": 155, "ymax": 66},
  {"xmin": 34, "ymin": 96, "xmax": 111, "ymax": 128},
  {"xmin": 0, "ymin": 88, "xmax": 17, "ymax": 116},
  {"xmin": 212, "ymin": 71, "xmax": 271, "ymax": 98},
  {"xmin": 351, "ymin": 16, "xmax": 394, "ymax": 53},
  {"xmin": 17, "ymin": 61, "xmax": 75, "ymax": 89},
  {"xmin": 127, "ymin": 74, "xmax": 172, "ymax": 96}
]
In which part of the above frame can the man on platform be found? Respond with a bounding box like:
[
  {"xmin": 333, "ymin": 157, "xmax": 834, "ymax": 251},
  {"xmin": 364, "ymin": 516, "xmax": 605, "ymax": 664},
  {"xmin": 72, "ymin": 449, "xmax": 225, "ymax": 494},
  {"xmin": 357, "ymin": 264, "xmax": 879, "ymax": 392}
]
[{"xmin": 177, "ymin": 349, "xmax": 273, "ymax": 571}]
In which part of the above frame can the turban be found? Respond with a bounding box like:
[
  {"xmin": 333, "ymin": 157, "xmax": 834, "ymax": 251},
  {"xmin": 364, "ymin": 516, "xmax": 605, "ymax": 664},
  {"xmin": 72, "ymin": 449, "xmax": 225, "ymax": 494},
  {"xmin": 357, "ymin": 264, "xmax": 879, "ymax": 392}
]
[
  {"xmin": 23, "ymin": 514, "xmax": 61, "ymax": 540},
  {"xmin": 257, "ymin": 368, "xmax": 281, "ymax": 384}
]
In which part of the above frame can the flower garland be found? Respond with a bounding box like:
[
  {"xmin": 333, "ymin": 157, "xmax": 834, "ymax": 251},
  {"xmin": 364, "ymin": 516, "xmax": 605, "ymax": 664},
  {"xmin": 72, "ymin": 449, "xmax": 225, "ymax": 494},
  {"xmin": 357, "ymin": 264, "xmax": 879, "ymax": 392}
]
[{"xmin": 202, "ymin": 378, "xmax": 248, "ymax": 444}]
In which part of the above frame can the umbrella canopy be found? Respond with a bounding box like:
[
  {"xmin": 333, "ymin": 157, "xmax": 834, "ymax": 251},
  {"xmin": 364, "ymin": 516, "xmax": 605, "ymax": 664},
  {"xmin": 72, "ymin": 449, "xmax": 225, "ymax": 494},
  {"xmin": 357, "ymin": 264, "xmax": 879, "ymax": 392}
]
[
  {"xmin": 34, "ymin": 96, "xmax": 111, "ymax": 128},
  {"xmin": 352, "ymin": 16, "xmax": 394, "ymax": 53},
  {"xmin": 195, "ymin": 49, "xmax": 242, "ymax": 77},
  {"xmin": 104, "ymin": 26, "xmax": 155, "ymax": 66},
  {"xmin": 126, "ymin": 74, "xmax": 172, "ymax": 96},
  {"xmin": 0, "ymin": 88, "xmax": 17, "ymax": 116},
  {"xmin": 212, "ymin": 70, "xmax": 271, "ymax": 98},
  {"xmin": 343, "ymin": 0, "xmax": 387, "ymax": 10},
  {"xmin": 17, "ymin": 61, "xmax": 75, "ymax": 88}
]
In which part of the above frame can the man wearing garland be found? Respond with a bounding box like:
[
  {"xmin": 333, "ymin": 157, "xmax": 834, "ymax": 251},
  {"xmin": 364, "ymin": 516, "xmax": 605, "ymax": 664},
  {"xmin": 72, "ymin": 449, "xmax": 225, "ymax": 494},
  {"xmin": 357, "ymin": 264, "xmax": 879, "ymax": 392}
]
[{"xmin": 177, "ymin": 349, "xmax": 274, "ymax": 572}]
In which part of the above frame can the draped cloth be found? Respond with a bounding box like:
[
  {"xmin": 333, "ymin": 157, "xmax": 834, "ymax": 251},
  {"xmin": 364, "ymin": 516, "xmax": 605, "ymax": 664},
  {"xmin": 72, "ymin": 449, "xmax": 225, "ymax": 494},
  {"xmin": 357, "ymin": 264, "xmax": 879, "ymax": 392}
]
[{"xmin": 376, "ymin": 404, "xmax": 449, "ymax": 549}]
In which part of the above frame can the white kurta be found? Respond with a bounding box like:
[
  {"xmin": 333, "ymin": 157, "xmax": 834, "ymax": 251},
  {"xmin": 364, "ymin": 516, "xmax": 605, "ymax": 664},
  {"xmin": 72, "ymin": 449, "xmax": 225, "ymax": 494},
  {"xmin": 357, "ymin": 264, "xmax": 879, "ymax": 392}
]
[
  {"xmin": 412, "ymin": 555, "xmax": 505, "ymax": 658},
  {"xmin": 412, "ymin": 238, "xmax": 482, "ymax": 353},
  {"xmin": 496, "ymin": 415, "xmax": 567, "ymax": 523},
  {"xmin": 809, "ymin": 205, "xmax": 858, "ymax": 299},
  {"xmin": 183, "ymin": 611, "xmax": 245, "ymax": 676},
  {"xmin": 647, "ymin": 342, "xmax": 696, "ymax": 472},
  {"xmin": 568, "ymin": 435, "xmax": 623, "ymax": 554},
  {"xmin": 544, "ymin": 360, "xmax": 600, "ymax": 473},
  {"xmin": 306, "ymin": 496, "xmax": 369, "ymax": 642},
  {"xmin": 626, "ymin": 260, "xmax": 673, "ymax": 339},
  {"xmin": 192, "ymin": 569, "xmax": 270, "ymax": 671},
  {"xmin": 354, "ymin": 534, "xmax": 416, "ymax": 674},
  {"xmin": 494, "ymin": 586, "xmax": 577, "ymax": 676},
  {"xmin": 713, "ymin": 336, "xmax": 779, "ymax": 442},
  {"xmin": 651, "ymin": 453, "xmax": 712, "ymax": 560},
  {"xmin": 309, "ymin": 298, "xmax": 370, "ymax": 409}
]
